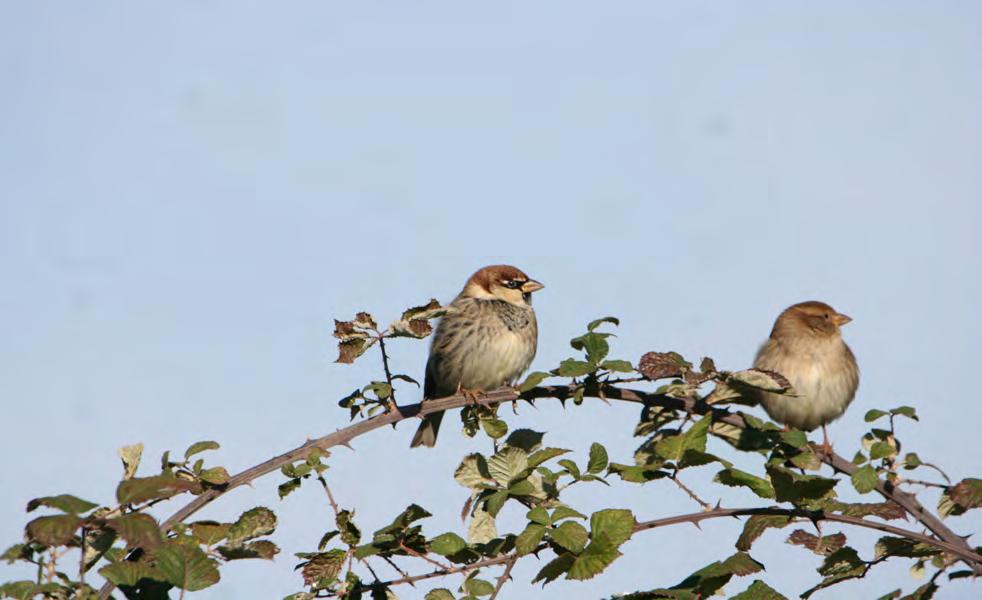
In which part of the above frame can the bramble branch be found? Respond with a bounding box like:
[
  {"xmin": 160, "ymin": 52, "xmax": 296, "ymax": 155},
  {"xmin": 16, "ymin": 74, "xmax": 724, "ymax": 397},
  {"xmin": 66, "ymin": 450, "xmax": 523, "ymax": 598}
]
[{"xmin": 97, "ymin": 383, "xmax": 982, "ymax": 599}]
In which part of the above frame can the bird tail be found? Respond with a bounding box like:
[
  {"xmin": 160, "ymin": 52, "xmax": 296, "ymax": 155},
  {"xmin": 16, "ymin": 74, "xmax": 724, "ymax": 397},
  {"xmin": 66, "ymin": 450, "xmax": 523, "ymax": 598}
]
[{"xmin": 410, "ymin": 411, "xmax": 444, "ymax": 448}]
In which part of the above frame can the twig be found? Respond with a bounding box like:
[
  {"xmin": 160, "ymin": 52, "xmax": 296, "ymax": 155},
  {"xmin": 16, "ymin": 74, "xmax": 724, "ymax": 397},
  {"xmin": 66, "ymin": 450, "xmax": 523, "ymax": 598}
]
[
  {"xmin": 898, "ymin": 478, "xmax": 949, "ymax": 490},
  {"xmin": 318, "ymin": 475, "xmax": 342, "ymax": 518},
  {"xmin": 632, "ymin": 507, "xmax": 982, "ymax": 564},
  {"xmin": 78, "ymin": 527, "xmax": 86, "ymax": 589},
  {"xmin": 96, "ymin": 383, "xmax": 982, "ymax": 599},
  {"xmin": 382, "ymin": 556, "xmax": 411, "ymax": 581},
  {"xmin": 490, "ymin": 554, "xmax": 518, "ymax": 600},
  {"xmin": 335, "ymin": 504, "xmax": 982, "ymax": 596},
  {"xmin": 376, "ymin": 335, "xmax": 399, "ymax": 412},
  {"xmin": 670, "ymin": 472, "xmax": 711, "ymax": 511},
  {"xmin": 398, "ymin": 541, "xmax": 451, "ymax": 571}
]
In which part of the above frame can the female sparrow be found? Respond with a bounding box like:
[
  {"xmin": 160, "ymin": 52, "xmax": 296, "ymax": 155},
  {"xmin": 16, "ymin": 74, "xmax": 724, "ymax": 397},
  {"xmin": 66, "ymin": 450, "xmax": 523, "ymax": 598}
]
[
  {"xmin": 752, "ymin": 301, "xmax": 859, "ymax": 453},
  {"xmin": 410, "ymin": 265, "xmax": 544, "ymax": 448}
]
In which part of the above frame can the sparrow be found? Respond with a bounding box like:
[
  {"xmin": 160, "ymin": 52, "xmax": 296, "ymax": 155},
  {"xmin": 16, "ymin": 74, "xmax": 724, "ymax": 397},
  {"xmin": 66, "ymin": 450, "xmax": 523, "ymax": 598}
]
[
  {"xmin": 752, "ymin": 300, "xmax": 859, "ymax": 453},
  {"xmin": 410, "ymin": 265, "xmax": 544, "ymax": 448}
]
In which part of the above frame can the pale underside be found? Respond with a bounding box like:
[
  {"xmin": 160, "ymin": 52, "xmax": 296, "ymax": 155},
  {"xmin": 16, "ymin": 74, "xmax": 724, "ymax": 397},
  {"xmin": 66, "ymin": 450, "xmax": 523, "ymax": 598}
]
[{"xmin": 753, "ymin": 335, "xmax": 859, "ymax": 431}]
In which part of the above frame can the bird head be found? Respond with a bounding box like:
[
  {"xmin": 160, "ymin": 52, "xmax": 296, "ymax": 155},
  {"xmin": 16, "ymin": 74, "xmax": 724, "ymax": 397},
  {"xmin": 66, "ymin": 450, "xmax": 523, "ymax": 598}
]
[
  {"xmin": 772, "ymin": 301, "xmax": 852, "ymax": 340},
  {"xmin": 461, "ymin": 265, "xmax": 544, "ymax": 307}
]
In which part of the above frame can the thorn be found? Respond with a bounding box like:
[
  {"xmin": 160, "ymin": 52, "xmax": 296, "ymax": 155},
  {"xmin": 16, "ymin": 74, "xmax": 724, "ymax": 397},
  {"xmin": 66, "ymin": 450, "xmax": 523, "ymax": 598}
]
[
  {"xmin": 691, "ymin": 521, "xmax": 702, "ymax": 530},
  {"xmin": 339, "ymin": 441, "xmax": 355, "ymax": 451}
]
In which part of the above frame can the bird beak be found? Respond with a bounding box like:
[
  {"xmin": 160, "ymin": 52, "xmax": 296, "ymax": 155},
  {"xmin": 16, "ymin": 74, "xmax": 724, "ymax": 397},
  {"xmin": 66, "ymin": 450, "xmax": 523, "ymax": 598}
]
[
  {"xmin": 831, "ymin": 313, "xmax": 852, "ymax": 326},
  {"xmin": 521, "ymin": 279, "xmax": 544, "ymax": 293}
]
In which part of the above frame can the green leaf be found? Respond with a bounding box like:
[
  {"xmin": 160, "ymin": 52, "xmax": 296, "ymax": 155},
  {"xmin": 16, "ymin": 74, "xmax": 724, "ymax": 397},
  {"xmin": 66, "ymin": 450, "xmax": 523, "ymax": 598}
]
[
  {"xmin": 532, "ymin": 552, "xmax": 575, "ymax": 585},
  {"xmin": 279, "ymin": 479, "xmax": 302, "ymax": 499},
  {"xmin": 587, "ymin": 443, "xmax": 609, "ymax": 474},
  {"xmin": 527, "ymin": 507, "xmax": 551, "ymax": 525},
  {"xmin": 0, "ymin": 582, "xmax": 38, "ymax": 600},
  {"xmin": 464, "ymin": 577, "xmax": 495, "ymax": 597},
  {"xmin": 226, "ymin": 507, "xmax": 277, "ymax": 546},
  {"xmin": 25, "ymin": 494, "xmax": 98, "ymax": 515},
  {"xmin": 481, "ymin": 418, "xmax": 508, "ymax": 440},
  {"xmin": 25, "ymin": 514, "xmax": 81, "ymax": 546},
  {"xmin": 570, "ymin": 332, "xmax": 610, "ymax": 364},
  {"xmin": 155, "ymin": 542, "xmax": 220, "ymax": 591},
  {"xmin": 779, "ymin": 429, "xmax": 808, "ymax": 449},
  {"xmin": 116, "ymin": 474, "xmax": 200, "ymax": 505},
  {"xmin": 551, "ymin": 506, "xmax": 587, "ymax": 522},
  {"xmin": 430, "ymin": 533, "xmax": 467, "ymax": 557},
  {"xmin": 189, "ymin": 521, "xmax": 229, "ymax": 546},
  {"xmin": 199, "ymin": 466, "xmax": 231, "ymax": 486},
  {"xmin": 903, "ymin": 452, "xmax": 922, "ymax": 469},
  {"xmin": 504, "ymin": 429, "xmax": 545, "ymax": 452},
  {"xmin": 488, "ymin": 447, "xmax": 528, "ymax": 486},
  {"xmin": 517, "ymin": 371, "xmax": 551, "ymax": 392},
  {"xmin": 558, "ymin": 459, "xmax": 581, "ymax": 478},
  {"xmin": 484, "ymin": 490, "xmax": 509, "ymax": 517},
  {"xmin": 515, "ymin": 523, "xmax": 547, "ymax": 555},
  {"xmin": 425, "ymin": 589, "xmax": 456, "ymax": 600},
  {"xmin": 337, "ymin": 509, "xmax": 361, "ymax": 546},
  {"xmin": 98, "ymin": 562, "xmax": 164, "ymax": 588},
  {"xmin": 587, "ymin": 316, "xmax": 620, "ymax": 331},
  {"xmin": 567, "ymin": 538, "xmax": 622, "ymax": 580},
  {"xmin": 555, "ymin": 359, "xmax": 596, "ymax": 378},
  {"xmin": 873, "ymin": 536, "xmax": 939, "ymax": 559},
  {"xmin": 735, "ymin": 515, "xmax": 791, "ymax": 551},
  {"xmin": 590, "ymin": 509, "xmax": 634, "ymax": 547},
  {"xmin": 217, "ymin": 540, "xmax": 280, "ymax": 560},
  {"xmin": 549, "ymin": 521, "xmax": 589, "ymax": 553},
  {"xmin": 599, "ymin": 359, "xmax": 634, "ymax": 373},
  {"xmin": 864, "ymin": 409, "xmax": 888, "ymax": 423},
  {"xmin": 730, "ymin": 579, "xmax": 788, "ymax": 600},
  {"xmin": 117, "ymin": 443, "xmax": 144, "ymax": 480},
  {"xmin": 184, "ymin": 440, "xmax": 220, "ymax": 460},
  {"xmin": 715, "ymin": 468, "xmax": 776, "ymax": 499},
  {"xmin": 767, "ymin": 466, "xmax": 838, "ymax": 503},
  {"xmin": 655, "ymin": 414, "xmax": 711, "ymax": 461},
  {"xmin": 869, "ymin": 441, "xmax": 895, "ymax": 461},
  {"xmin": 527, "ymin": 447, "xmax": 570, "ymax": 468},
  {"xmin": 890, "ymin": 406, "xmax": 918, "ymax": 421},
  {"xmin": 851, "ymin": 465, "xmax": 879, "ymax": 494},
  {"xmin": 106, "ymin": 513, "xmax": 163, "ymax": 550},
  {"xmin": 454, "ymin": 454, "xmax": 494, "ymax": 489}
]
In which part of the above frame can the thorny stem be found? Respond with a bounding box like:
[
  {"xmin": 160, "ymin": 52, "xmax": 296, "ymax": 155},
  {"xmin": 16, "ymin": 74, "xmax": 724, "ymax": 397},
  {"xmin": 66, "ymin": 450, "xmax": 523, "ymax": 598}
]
[
  {"xmin": 490, "ymin": 554, "xmax": 518, "ymax": 600},
  {"xmin": 376, "ymin": 335, "xmax": 399, "ymax": 412},
  {"xmin": 334, "ymin": 505, "xmax": 982, "ymax": 595},
  {"xmin": 398, "ymin": 541, "xmax": 451, "ymax": 571},
  {"xmin": 318, "ymin": 475, "xmax": 341, "ymax": 519},
  {"xmin": 670, "ymin": 471, "xmax": 712, "ymax": 511},
  {"xmin": 97, "ymin": 384, "xmax": 982, "ymax": 599}
]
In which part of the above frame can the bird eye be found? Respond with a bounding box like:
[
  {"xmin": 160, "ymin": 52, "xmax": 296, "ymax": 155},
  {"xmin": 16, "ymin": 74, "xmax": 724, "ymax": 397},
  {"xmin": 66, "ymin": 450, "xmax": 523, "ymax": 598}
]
[
  {"xmin": 503, "ymin": 280, "xmax": 523, "ymax": 289},
  {"xmin": 824, "ymin": 313, "xmax": 830, "ymax": 320}
]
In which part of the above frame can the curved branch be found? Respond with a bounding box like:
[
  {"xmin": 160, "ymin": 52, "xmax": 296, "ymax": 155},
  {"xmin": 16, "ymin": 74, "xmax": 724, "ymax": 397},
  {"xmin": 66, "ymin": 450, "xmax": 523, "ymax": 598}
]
[
  {"xmin": 339, "ymin": 505, "xmax": 982, "ymax": 595},
  {"xmin": 98, "ymin": 384, "xmax": 981, "ymax": 598}
]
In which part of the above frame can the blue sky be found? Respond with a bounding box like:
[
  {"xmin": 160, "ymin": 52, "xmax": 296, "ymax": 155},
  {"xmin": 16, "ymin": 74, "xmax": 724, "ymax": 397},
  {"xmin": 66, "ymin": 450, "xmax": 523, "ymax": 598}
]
[{"xmin": 2, "ymin": 2, "xmax": 980, "ymax": 598}]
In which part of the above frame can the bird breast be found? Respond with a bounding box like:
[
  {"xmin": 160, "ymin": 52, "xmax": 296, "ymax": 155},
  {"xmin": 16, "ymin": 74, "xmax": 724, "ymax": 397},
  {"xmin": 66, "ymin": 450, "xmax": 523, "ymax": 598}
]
[
  {"xmin": 427, "ymin": 298, "xmax": 538, "ymax": 396},
  {"xmin": 754, "ymin": 335, "xmax": 859, "ymax": 431}
]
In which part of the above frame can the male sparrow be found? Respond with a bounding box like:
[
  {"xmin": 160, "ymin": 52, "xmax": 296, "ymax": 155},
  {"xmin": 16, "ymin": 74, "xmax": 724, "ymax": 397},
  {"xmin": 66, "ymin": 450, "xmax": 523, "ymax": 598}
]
[
  {"xmin": 410, "ymin": 265, "xmax": 544, "ymax": 448},
  {"xmin": 752, "ymin": 301, "xmax": 859, "ymax": 453}
]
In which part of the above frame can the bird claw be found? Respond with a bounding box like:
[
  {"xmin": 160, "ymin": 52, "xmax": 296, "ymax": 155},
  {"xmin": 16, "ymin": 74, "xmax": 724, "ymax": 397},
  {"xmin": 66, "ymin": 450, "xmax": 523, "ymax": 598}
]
[{"xmin": 456, "ymin": 384, "xmax": 484, "ymax": 405}]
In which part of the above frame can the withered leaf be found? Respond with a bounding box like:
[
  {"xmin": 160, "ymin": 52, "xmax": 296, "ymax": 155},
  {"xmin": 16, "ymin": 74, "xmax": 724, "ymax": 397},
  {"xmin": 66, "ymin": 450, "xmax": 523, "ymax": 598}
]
[{"xmin": 638, "ymin": 352, "xmax": 690, "ymax": 381}]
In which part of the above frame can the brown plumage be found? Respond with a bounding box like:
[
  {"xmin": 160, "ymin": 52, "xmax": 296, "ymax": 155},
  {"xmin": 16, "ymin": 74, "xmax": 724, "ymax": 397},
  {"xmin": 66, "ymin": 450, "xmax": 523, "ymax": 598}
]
[
  {"xmin": 752, "ymin": 301, "xmax": 859, "ymax": 451},
  {"xmin": 410, "ymin": 265, "xmax": 543, "ymax": 448}
]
